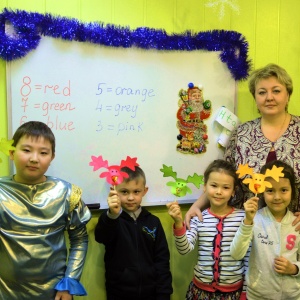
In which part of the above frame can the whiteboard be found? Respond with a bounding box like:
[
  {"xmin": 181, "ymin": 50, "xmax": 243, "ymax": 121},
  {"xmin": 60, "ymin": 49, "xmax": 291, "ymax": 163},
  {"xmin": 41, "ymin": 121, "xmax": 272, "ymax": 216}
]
[{"xmin": 7, "ymin": 37, "xmax": 236, "ymax": 208}]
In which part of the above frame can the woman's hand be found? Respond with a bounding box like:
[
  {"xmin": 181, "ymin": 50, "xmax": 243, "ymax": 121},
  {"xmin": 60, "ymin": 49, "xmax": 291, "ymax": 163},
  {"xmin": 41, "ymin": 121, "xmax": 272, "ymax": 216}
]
[
  {"xmin": 184, "ymin": 193, "xmax": 207, "ymax": 229},
  {"xmin": 184, "ymin": 204, "xmax": 202, "ymax": 229},
  {"xmin": 292, "ymin": 212, "xmax": 300, "ymax": 232}
]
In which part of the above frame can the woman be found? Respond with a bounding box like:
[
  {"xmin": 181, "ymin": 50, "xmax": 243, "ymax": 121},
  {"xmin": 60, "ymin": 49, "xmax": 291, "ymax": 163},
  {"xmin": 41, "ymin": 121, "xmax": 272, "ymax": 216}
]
[{"xmin": 185, "ymin": 63, "xmax": 300, "ymax": 224}]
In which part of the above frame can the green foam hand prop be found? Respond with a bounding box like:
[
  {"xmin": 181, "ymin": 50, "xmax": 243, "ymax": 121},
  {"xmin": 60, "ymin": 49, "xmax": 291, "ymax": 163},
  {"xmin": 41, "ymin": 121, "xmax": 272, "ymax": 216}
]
[
  {"xmin": 160, "ymin": 164, "xmax": 204, "ymax": 198},
  {"xmin": 0, "ymin": 138, "xmax": 15, "ymax": 163}
]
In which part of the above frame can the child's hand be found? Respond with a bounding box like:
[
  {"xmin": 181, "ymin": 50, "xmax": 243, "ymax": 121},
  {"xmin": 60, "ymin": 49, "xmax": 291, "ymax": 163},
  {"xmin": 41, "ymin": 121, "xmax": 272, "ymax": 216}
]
[
  {"xmin": 55, "ymin": 290, "xmax": 73, "ymax": 300},
  {"xmin": 243, "ymin": 197, "xmax": 259, "ymax": 225},
  {"xmin": 166, "ymin": 201, "xmax": 183, "ymax": 229},
  {"xmin": 274, "ymin": 256, "xmax": 299, "ymax": 275},
  {"xmin": 107, "ymin": 190, "xmax": 121, "ymax": 216}
]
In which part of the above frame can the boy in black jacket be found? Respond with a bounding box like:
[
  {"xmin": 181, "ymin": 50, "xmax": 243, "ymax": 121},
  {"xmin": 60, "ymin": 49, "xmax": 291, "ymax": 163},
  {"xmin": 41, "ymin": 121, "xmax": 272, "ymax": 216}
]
[{"xmin": 95, "ymin": 166, "xmax": 172, "ymax": 300}]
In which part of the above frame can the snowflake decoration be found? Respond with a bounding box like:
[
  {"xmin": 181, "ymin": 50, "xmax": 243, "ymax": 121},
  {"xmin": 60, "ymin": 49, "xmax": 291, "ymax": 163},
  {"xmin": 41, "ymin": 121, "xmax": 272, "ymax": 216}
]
[{"xmin": 205, "ymin": 0, "xmax": 240, "ymax": 20}]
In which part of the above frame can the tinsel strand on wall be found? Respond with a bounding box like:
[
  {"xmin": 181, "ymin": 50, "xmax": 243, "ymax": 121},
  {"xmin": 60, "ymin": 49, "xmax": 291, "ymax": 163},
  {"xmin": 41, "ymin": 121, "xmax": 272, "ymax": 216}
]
[{"xmin": 0, "ymin": 8, "xmax": 251, "ymax": 80}]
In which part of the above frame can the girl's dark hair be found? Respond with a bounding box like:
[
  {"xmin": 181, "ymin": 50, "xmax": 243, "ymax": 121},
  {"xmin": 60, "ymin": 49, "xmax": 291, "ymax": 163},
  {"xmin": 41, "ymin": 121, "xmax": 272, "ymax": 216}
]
[
  {"xmin": 121, "ymin": 166, "xmax": 146, "ymax": 185},
  {"xmin": 260, "ymin": 160, "xmax": 296, "ymax": 201},
  {"xmin": 204, "ymin": 159, "xmax": 238, "ymax": 187},
  {"xmin": 12, "ymin": 121, "xmax": 56, "ymax": 154}
]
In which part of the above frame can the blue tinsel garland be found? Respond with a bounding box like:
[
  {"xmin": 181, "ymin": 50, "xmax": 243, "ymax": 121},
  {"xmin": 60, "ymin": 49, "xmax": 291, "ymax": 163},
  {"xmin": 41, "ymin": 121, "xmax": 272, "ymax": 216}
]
[{"xmin": 0, "ymin": 8, "xmax": 251, "ymax": 80}]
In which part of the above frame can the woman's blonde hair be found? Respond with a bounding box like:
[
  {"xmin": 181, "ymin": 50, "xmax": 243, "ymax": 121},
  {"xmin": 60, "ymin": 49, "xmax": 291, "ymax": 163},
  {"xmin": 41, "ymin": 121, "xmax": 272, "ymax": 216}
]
[{"xmin": 248, "ymin": 63, "xmax": 293, "ymax": 98}]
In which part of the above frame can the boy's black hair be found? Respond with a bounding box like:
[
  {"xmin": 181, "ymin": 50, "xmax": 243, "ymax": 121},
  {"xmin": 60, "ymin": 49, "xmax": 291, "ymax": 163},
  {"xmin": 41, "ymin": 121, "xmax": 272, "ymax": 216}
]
[
  {"xmin": 121, "ymin": 166, "xmax": 146, "ymax": 185},
  {"xmin": 261, "ymin": 160, "xmax": 296, "ymax": 201},
  {"xmin": 12, "ymin": 121, "xmax": 56, "ymax": 154},
  {"xmin": 204, "ymin": 159, "xmax": 238, "ymax": 187}
]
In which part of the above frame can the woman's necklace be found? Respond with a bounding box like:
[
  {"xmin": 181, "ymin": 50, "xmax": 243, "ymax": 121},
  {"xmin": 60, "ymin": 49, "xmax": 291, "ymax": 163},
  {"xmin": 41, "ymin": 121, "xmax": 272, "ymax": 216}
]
[{"xmin": 270, "ymin": 113, "xmax": 287, "ymax": 147}]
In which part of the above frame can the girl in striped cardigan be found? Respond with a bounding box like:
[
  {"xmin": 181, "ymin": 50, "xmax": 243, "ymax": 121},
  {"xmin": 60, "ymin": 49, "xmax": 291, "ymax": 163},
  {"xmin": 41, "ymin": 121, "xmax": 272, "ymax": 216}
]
[{"xmin": 167, "ymin": 159, "xmax": 248, "ymax": 300}]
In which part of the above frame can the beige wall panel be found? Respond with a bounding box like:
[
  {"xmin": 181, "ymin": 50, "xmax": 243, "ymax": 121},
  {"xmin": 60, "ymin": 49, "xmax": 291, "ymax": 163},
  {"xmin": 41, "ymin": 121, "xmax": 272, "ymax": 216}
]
[
  {"xmin": 6, "ymin": 0, "xmax": 44, "ymax": 12},
  {"xmin": 80, "ymin": 0, "xmax": 113, "ymax": 24},
  {"xmin": 277, "ymin": 0, "xmax": 300, "ymax": 116},
  {"xmin": 113, "ymin": 0, "xmax": 145, "ymax": 27},
  {"xmin": 254, "ymin": 0, "xmax": 280, "ymax": 67},
  {"xmin": 174, "ymin": 0, "xmax": 205, "ymax": 32}
]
